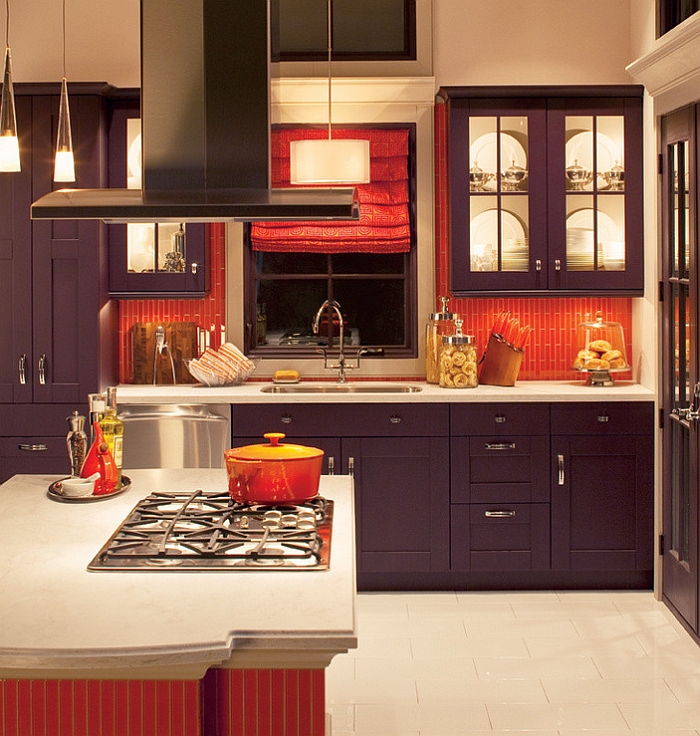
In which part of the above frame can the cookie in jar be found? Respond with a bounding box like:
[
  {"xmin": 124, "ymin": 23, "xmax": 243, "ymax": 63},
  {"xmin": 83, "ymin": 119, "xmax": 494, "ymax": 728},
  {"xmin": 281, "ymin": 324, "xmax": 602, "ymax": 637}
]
[{"xmin": 439, "ymin": 319, "xmax": 478, "ymax": 389}]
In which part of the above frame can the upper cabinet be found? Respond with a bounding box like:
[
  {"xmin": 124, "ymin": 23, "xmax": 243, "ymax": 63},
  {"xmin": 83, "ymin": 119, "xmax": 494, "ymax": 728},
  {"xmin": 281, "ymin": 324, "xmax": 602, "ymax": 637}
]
[
  {"xmin": 439, "ymin": 86, "xmax": 644, "ymax": 296},
  {"xmin": 106, "ymin": 98, "xmax": 210, "ymax": 298}
]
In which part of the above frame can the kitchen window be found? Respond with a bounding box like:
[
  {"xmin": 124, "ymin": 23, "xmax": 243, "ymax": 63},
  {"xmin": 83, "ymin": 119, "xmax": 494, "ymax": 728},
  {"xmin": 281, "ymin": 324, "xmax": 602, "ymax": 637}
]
[{"xmin": 243, "ymin": 126, "xmax": 417, "ymax": 357}]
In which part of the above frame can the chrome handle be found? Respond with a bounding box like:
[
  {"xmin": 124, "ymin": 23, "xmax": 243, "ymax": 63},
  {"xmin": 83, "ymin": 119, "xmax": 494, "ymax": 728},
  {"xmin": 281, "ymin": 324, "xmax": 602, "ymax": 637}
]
[
  {"xmin": 554, "ymin": 259, "xmax": 561, "ymax": 272},
  {"xmin": 38, "ymin": 354, "xmax": 47, "ymax": 385},
  {"xmin": 597, "ymin": 414, "xmax": 609, "ymax": 423},
  {"xmin": 280, "ymin": 414, "xmax": 292, "ymax": 424},
  {"xmin": 485, "ymin": 510, "xmax": 516, "ymax": 518},
  {"xmin": 327, "ymin": 456, "xmax": 335, "ymax": 476},
  {"xmin": 18, "ymin": 354, "xmax": 27, "ymax": 384},
  {"xmin": 347, "ymin": 457, "xmax": 355, "ymax": 478},
  {"xmin": 557, "ymin": 454, "xmax": 565, "ymax": 485},
  {"xmin": 190, "ymin": 262, "xmax": 198, "ymax": 274},
  {"xmin": 389, "ymin": 415, "xmax": 401, "ymax": 425},
  {"xmin": 18, "ymin": 443, "xmax": 48, "ymax": 451},
  {"xmin": 484, "ymin": 442, "xmax": 516, "ymax": 451},
  {"xmin": 494, "ymin": 414, "xmax": 506, "ymax": 424},
  {"xmin": 535, "ymin": 259, "xmax": 542, "ymax": 272}
]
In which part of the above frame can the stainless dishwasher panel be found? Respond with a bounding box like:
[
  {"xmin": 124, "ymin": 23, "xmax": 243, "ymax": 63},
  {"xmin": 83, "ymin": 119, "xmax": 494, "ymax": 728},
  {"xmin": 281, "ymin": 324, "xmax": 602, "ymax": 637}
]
[{"xmin": 120, "ymin": 404, "xmax": 231, "ymax": 469}]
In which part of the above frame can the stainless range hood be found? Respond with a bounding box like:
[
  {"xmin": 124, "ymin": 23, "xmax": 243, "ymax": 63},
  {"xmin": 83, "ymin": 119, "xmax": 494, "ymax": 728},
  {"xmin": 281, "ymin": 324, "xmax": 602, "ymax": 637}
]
[{"xmin": 30, "ymin": 0, "xmax": 359, "ymax": 223}]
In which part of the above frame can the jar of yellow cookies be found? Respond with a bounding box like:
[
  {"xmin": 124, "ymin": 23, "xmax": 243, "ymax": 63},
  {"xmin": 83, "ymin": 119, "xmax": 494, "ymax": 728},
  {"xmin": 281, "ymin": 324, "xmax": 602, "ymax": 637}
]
[{"xmin": 439, "ymin": 319, "xmax": 478, "ymax": 389}]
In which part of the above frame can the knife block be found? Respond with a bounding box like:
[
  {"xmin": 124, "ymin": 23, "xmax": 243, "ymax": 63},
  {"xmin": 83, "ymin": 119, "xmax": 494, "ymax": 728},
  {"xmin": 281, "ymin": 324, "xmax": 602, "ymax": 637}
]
[{"xmin": 479, "ymin": 334, "xmax": 524, "ymax": 386}]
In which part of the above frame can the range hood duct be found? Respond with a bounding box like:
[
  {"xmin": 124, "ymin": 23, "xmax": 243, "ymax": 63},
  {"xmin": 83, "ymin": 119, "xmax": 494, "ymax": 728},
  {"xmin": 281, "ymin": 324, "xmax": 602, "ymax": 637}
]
[{"xmin": 30, "ymin": 0, "xmax": 359, "ymax": 223}]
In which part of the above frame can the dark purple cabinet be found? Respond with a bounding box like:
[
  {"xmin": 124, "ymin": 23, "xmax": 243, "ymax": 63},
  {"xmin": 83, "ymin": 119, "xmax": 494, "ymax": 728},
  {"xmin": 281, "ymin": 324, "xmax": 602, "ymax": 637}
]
[
  {"xmin": 233, "ymin": 403, "xmax": 450, "ymax": 583},
  {"xmin": 439, "ymin": 86, "xmax": 644, "ymax": 296},
  {"xmin": 106, "ymin": 98, "xmax": 210, "ymax": 298},
  {"xmin": 550, "ymin": 402, "xmax": 654, "ymax": 576},
  {"xmin": 450, "ymin": 403, "xmax": 551, "ymax": 572},
  {"xmin": 0, "ymin": 85, "xmax": 118, "ymax": 484}
]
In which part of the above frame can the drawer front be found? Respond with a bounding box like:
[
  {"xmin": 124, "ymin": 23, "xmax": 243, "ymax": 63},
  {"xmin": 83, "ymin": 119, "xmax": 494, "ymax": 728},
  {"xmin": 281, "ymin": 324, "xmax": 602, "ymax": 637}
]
[
  {"xmin": 550, "ymin": 402, "xmax": 653, "ymax": 435},
  {"xmin": 451, "ymin": 503, "xmax": 550, "ymax": 572},
  {"xmin": 451, "ymin": 403, "xmax": 550, "ymax": 436},
  {"xmin": 451, "ymin": 436, "xmax": 550, "ymax": 503},
  {"xmin": 0, "ymin": 436, "xmax": 70, "ymax": 483},
  {"xmin": 233, "ymin": 403, "xmax": 449, "ymax": 438}
]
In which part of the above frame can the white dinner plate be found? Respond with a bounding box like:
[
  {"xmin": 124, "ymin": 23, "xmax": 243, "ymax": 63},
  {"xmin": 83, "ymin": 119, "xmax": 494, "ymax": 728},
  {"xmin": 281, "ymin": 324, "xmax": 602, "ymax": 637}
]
[
  {"xmin": 469, "ymin": 132, "xmax": 527, "ymax": 175},
  {"xmin": 566, "ymin": 131, "xmax": 620, "ymax": 174},
  {"xmin": 566, "ymin": 208, "xmax": 618, "ymax": 243}
]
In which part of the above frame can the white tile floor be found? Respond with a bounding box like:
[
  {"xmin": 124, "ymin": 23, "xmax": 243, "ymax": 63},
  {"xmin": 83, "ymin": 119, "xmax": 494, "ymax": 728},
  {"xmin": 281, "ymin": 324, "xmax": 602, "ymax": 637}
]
[{"xmin": 326, "ymin": 590, "xmax": 700, "ymax": 735}]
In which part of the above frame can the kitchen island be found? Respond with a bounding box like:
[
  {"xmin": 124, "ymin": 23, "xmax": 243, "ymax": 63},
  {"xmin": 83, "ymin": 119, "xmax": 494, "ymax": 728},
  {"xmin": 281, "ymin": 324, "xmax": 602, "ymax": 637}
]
[{"xmin": 0, "ymin": 470, "xmax": 356, "ymax": 736}]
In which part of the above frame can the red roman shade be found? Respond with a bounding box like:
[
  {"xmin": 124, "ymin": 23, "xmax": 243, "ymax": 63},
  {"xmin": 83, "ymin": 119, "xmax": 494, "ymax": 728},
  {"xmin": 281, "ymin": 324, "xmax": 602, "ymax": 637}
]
[{"xmin": 250, "ymin": 128, "xmax": 411, "ymax": 253}]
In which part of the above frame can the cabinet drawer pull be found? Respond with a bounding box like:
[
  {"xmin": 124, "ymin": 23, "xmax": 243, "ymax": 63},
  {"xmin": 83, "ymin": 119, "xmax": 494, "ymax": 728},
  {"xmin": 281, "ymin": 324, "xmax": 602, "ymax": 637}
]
[
  {"xmin": 485, "ymin": 510, "xmax": 516, "ymax": 518},
  {"xmin": 280, "ymin": 414, "xmax": 293, "ymax": 424},
  {"xmin": 327, "ymin": 456, "xmax": 335, "ymax": 476},
  {"xmin": 191, "ymin": 262, "xmax": 199, "ymax": 274},
  {"xmin": 484, "ymin": 442, "xmax": 516, "ymax": 451},
  {"xmin": 597, "ymin": 414, "xmax": 610, "ymax": 423},
  {"xmin": 554, "ymin": 259, "xmax": 561, "ymax": 272},
  {"xmin": 557, "ymin": 454, "xmax": 565, "ymax": 485},
  {"xmin": 494, "ymin": 414, "xmax": 507, "ymax": 424},
  {"xmin": 38, "ymin": 354, "xmax": 47, "ymax": 385},
  {"xmin": 18, "ymin": 354, "xmax": 27, "ymax": 385},
  {"xmin": 535, "ymin": 259, "xmax": 542, "ymax": 272},
  {"xmin": 347, "ymin": 457, "xmax": 355, "ymax": 478},
  {"xmin": 18, "ymin": 443, "xmax": 48, "ymax": 452},
  {"xmin": 389, "ymin": 415, "xmax": 402, "ymax": 425}
]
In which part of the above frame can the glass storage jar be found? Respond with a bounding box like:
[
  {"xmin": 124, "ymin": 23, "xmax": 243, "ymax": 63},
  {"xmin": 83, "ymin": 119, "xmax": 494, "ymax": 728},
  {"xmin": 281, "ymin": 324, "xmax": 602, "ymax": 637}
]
[
  {"xmin": 439, "ymin": 319, "xmax": 478, "ymax": 389},
  {"xmin": 425, "ymin": 296, "xmax": 456, "ymax": 384},
  {"xmin": 572, "ymin": 310, "xmax": 630, "ymax": 386}
]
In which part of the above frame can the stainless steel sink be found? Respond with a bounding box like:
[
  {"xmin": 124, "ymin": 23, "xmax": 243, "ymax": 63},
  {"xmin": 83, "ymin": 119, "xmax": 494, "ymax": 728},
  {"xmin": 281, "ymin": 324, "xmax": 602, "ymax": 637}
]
[{"xmin": 260, "ymin": 384, "xmax": 423, "ymax": 394}]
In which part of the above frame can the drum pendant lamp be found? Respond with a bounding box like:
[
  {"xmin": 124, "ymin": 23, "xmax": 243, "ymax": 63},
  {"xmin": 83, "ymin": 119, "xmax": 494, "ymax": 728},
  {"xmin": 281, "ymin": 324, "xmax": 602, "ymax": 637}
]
[{"xmin": 290, "ymin": 0, "xmax": 369, "ymax": 185}]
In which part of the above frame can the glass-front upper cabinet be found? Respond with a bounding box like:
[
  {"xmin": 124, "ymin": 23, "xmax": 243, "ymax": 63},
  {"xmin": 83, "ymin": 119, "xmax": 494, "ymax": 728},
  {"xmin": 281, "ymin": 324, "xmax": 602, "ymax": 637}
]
[
  {"xmin": 106, "ymin": 98, "xmax": 210, "ymax": 298},
  {"xmin": 440, "ymin": 87, "xmax": 644, "ymax": 295}
]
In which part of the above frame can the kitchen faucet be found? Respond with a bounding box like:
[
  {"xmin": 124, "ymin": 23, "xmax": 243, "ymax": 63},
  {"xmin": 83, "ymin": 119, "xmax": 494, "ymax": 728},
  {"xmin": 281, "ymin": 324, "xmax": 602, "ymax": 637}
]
[{"xmin": 312, "ymin": 299, "xmax": 367, "ymax": 383}]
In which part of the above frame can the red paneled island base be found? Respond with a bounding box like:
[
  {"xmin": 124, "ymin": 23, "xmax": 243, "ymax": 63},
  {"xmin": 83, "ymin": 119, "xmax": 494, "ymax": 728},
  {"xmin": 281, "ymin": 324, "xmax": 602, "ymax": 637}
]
[{"xmin": 0, "ymin": 669, "xmax": 325, "ymax": 736}]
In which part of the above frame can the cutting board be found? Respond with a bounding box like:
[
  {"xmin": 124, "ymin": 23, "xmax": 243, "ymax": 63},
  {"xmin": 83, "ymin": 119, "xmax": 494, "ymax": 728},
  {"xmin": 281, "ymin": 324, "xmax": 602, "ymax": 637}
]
[{"xmin": 132, "ymin": 322, "xmax": 198, "ymax": 384}]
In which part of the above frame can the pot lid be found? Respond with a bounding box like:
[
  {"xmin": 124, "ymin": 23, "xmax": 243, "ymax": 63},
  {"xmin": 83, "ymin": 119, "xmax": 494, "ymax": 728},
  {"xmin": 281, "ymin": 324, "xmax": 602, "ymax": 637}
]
[{"xmin": 226, "ymin": 433, "xmax": 324, "ymax": 461}]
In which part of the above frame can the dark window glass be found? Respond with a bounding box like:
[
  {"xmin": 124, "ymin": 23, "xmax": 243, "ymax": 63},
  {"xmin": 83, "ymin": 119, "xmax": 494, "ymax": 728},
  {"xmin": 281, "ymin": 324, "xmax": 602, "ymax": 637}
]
[
  {"xmin": 271, "ymin": 0, "xmax": 416, "ymax": 61},
  {"xmin": 659, "ymin": 0, "xmax": 700, "ymax": 36}
]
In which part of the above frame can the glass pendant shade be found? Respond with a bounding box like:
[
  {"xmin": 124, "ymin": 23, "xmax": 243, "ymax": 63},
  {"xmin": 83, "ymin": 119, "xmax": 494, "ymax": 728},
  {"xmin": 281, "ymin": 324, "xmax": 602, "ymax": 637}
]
[
  {"xmin": 54, "ymin": 77, "xmax": 75, "ymax": 182},
  {"xmin": 0, "ymin": 46, "xmax": 20, "ymax": 172},
  {"xmin": 290, "ymin": 138, "xmax": 370, "ymax": 185}
]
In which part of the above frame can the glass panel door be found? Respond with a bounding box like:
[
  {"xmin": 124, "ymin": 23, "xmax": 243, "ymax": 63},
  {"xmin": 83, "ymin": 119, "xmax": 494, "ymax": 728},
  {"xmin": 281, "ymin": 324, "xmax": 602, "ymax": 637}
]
[{"xmin": 661, "ymin": 108, "xmax": 699, "ymax": 632}]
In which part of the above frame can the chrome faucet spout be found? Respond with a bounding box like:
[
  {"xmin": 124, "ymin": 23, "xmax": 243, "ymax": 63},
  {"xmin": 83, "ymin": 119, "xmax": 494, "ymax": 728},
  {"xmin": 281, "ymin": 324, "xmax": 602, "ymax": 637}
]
[{"xmin": 313, "ymin": 299, "xmax": 347, "ymax": 382}]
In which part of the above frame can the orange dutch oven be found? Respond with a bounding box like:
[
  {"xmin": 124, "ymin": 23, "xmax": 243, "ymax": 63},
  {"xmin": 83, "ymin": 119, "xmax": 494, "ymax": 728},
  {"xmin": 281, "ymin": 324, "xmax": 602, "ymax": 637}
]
[{"xmin": 224, "ymin": 433, "xmax": 324, "ymax": 504}]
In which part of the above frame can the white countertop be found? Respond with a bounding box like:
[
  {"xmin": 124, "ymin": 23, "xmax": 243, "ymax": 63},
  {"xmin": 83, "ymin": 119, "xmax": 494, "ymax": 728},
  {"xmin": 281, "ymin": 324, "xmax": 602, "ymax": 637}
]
[
  {"xmin": 0, "ymin": 470, "xmax": 356, "ymax": 680},
  {"xmin": 117, "ymin": 380, "xmax": 655, "ymax": 405}
]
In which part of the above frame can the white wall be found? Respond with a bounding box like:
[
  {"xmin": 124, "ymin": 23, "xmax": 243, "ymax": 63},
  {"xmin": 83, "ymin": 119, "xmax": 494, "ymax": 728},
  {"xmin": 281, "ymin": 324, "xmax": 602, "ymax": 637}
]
[{"xmin": 434, "ymin": 0, "xmax": 633, "ymax": 86}]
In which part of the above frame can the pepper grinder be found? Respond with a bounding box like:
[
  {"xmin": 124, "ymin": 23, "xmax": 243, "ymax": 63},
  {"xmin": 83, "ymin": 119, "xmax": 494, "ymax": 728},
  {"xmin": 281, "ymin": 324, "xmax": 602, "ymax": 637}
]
[{"xmin": 66, "ymin": 411, "xmax": 88, "ymax": 477}]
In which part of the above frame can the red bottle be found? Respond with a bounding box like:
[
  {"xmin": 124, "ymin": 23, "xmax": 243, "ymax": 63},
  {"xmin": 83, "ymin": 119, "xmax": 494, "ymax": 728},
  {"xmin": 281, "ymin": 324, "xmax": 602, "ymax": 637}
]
[{"xmin": 81, "ymin": 423, "xmax": 118, "ymax": 495}]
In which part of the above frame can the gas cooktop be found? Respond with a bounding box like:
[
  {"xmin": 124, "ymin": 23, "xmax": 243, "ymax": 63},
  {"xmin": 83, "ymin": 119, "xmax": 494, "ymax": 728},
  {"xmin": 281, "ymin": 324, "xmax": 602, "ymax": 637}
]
[{"xmin": 87, "ymin": 490, "xmax": 332, "ymax": 571}]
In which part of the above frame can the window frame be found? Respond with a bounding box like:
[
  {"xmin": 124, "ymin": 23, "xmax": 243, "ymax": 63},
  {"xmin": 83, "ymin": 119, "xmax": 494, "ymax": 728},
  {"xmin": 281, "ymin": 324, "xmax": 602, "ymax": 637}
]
[
  {"xmin": 658, "ymin": 0, "xmax": 700, "ymax": 36},
  {"xmin": 243, "ymin": 123, "xmax": 418, "ymax": 359}
]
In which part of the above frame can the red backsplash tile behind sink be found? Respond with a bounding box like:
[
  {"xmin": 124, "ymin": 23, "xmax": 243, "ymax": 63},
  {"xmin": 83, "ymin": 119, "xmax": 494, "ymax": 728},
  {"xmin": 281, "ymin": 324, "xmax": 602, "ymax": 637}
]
[{"xmin": 117, "ymin": 110, "xmax": 634, "ymax": 383}]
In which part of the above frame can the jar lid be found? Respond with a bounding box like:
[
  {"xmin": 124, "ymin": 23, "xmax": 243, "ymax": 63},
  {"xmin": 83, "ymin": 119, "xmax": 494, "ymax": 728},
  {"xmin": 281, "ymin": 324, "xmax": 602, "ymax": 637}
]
[
  {"xmin": 225, "ymin": 433, "xmax": 324, "ymax": 461},
  {"xmin": 442, "ymin": 318, "xmax": 475, "ymax": 345},
  {"xmin": 577, "ymin": 310, "xmax": 622, "ymax": 330},
  {"xmin": 429, "ymin": 295, "xmax": 456, "ymax": 321}
]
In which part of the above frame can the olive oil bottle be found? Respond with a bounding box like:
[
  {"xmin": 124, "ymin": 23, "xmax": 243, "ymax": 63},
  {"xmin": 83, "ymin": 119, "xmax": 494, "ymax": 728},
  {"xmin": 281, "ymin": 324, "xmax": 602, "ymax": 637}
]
[{"xmin": 99, "ymin": 387, "xmax": 125, "ymax": 489}]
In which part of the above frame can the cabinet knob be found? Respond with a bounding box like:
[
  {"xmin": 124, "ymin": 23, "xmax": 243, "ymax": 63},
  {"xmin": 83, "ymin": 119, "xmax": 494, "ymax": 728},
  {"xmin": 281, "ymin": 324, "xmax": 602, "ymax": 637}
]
[
  {"xmin": 389, "ymin": 414, "xmax": 402, "ymax": 424},
  {"xmin": 597, "ymin": 414, "xmax": 610, "ymax": 423},
  {"xmin": 190, "ymin": 262, "xmax": 199, "ymax": 274},
  {"xmin": 494, "ymin": 414, "xmax": 506, "ymax": 424},
  {"xmin": 280, "ymin": 414, "xmax": 292, "ymax": 424}
]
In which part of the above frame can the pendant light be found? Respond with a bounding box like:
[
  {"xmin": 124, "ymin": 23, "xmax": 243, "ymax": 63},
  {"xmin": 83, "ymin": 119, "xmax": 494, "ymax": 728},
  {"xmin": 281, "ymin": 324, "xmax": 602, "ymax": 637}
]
[
  {"xmin": 0, "ymin": 0, "xmax": 20, "ymax": 172},
  {"xmin": 53, "ymin": 0, "xmax": 75, "ymax": 182},
  {"xmin": 290, "ymin": 0, "xmax": 369, "ymax": 185}
]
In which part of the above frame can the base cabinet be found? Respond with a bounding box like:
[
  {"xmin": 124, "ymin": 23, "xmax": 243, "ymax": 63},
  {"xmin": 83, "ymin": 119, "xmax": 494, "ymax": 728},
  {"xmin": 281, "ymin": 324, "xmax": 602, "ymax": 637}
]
[{"xmin": 234, "ymin": 399, "xmax": 653, "ymax": 590}]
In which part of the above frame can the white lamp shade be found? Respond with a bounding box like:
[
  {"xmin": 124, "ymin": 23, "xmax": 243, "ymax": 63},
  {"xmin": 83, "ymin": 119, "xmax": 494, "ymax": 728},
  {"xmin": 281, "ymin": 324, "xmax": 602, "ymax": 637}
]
[
  {"xmin": 290, "ymin": 138, "xmax": 370, "ymax": 185},
  {"xmin": 0, "ymin": 134, "xmax": 20, "ymax": 172},
  {"xmin": 54, "ymin": 149, "xmax": 76, "ymax": 182}
]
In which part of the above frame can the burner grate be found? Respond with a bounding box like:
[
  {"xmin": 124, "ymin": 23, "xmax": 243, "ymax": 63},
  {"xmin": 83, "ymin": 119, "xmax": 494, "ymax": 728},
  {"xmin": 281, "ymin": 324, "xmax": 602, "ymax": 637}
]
[{"xmin": 88, "ymin": 491, "xmax": 332, "ymax": 571}]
